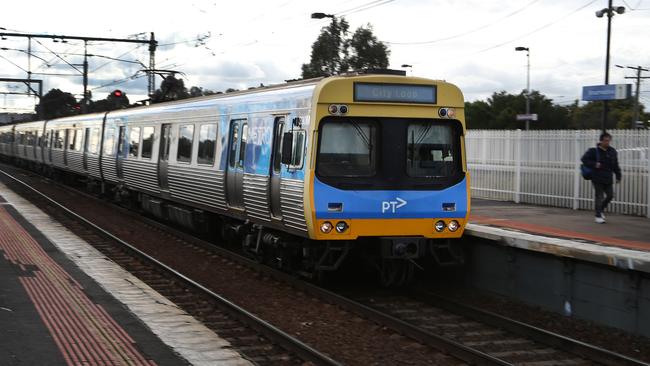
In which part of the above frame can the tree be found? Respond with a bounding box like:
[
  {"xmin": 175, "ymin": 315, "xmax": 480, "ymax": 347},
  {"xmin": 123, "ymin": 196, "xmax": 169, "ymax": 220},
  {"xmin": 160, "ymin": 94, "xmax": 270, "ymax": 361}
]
[
  {"xmin": 36, "ymin": 89, "xmax": 79, "ymax": 119},
  {"xmin": 301, "ymin": 17, "xmax": 389, "ymax": 79},
  {"xmin": 152, "ymin": 75, "xmax": 189, "ymax": 103},
  {"xmin": 348, "ymin": 25, "xmax": 390, "ymax": 71}
]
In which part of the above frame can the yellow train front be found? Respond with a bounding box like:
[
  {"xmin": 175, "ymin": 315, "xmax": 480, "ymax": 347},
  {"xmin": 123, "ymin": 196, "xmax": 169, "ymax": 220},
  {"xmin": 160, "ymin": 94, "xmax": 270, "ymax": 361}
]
[{"xmin": 302, "ymin": 73, "xmax": 469, "ymax": 285}]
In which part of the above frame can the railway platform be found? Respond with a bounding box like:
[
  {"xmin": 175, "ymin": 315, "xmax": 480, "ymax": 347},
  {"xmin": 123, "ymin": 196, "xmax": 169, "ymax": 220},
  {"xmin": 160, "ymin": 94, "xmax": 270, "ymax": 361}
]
[
  {"xmin": 0, "ymin": 184, "xmax": 249, "ymax": 366},
  {"xmin": 468, "ymin": 198, "xmax": 650, "ymax": 272}
]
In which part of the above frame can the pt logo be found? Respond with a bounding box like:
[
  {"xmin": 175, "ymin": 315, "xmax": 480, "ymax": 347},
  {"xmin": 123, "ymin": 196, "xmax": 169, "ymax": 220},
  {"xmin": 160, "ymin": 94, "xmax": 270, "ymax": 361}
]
[{"xmin": 381, "ymin": 197, "xmax": 407, "ymax": 213}]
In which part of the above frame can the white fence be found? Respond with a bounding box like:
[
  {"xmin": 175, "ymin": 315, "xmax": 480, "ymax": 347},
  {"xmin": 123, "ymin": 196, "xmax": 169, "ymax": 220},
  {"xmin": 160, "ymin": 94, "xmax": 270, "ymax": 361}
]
[{"xmin": 466, "ymin": 129, "xmax": 650, "ymax": 218}]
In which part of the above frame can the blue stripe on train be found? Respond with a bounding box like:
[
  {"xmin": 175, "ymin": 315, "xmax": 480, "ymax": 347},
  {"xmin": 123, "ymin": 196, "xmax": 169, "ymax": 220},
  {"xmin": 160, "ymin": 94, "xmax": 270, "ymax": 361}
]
[{"xmin": 314, "ymin": 177, "xmax": 468, "ymax": 219}]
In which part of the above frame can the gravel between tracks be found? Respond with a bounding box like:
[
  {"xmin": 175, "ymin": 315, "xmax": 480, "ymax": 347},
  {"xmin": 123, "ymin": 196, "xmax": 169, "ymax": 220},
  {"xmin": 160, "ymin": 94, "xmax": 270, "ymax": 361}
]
[{"xmin": 0, "ymin": 166, "xmax": 463, "ymax": 366}]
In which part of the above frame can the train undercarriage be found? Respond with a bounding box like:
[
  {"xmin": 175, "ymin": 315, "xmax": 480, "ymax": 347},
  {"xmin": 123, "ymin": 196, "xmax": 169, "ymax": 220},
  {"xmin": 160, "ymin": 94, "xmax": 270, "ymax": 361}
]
[{"xmin": 5, "ymin": 158, "xmax": 465, "ymax": 287}]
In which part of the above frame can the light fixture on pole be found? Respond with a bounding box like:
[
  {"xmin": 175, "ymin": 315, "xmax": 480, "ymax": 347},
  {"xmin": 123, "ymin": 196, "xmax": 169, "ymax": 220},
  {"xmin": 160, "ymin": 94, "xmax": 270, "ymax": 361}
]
[
  {"xmin": 311, "ymin": 12, "xmax": 335, "ymax": 19},
  {"xmin": 515, "ymin": 46, "xmax": 531, "ymax": 130},
  {"xmin": 595, "ymin": 1, "xmax": 625, "ymax": 132}
]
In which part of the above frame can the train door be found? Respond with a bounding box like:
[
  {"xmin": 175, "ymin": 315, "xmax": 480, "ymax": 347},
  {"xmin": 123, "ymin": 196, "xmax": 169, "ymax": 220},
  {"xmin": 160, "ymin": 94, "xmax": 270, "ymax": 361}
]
[
  {"xmin": 116, "ymin": 126, "xmax": 126, "ymax": 179},
  {"xmin": 269, "ymin": 116, "xmax": 285, "ymax": 218},
  {"xmin": 158, "ymin": 124, "xmax": 171, "ymax": 191},
  {"xmin": 226, "ymin": 119, "xmax": 247, "ymax": 208}
]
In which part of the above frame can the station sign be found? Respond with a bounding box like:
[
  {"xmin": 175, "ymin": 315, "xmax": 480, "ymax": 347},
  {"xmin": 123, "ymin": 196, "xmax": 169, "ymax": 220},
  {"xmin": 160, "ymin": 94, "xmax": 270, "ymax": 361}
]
[
  {"xmin": 516, "ymin": 113, "xmax": 538, "ymax": 121},
  {"xmin": 582, "ymin": 84, "xmax": 631, "ymax": 101}
]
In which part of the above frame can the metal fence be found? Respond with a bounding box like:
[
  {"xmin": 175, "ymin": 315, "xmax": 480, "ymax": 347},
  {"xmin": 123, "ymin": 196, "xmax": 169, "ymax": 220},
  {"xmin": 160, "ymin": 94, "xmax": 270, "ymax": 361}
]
[{"xmin": 466, "ymin": 129, "xmax": 650, "ymax": 218}]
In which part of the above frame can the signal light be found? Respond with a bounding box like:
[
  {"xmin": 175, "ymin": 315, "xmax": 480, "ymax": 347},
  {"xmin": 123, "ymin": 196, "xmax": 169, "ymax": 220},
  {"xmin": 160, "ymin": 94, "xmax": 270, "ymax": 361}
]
[{"xmin": 112, "ymin": 89, "xmax": 123, "ymax": 97}]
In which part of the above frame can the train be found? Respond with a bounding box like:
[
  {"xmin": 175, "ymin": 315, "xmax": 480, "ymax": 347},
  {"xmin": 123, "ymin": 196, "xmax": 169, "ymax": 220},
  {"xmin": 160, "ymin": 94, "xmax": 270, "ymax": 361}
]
[{"xmin": 0, "ymin": 71, "xmax": 469, "ymax": 286}]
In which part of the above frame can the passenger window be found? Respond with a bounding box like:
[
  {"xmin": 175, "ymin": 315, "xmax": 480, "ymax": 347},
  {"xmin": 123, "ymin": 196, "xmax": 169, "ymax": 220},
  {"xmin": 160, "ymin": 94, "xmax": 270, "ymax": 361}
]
[
  {"xmin": 66, "ymin": 129, "xmax": 74, "ymax": 150},
  {"xmin": 177, "ymin": 124, "xmax": 194, "ymax": 163},
  {"xmin": 285, "ymin": 129, "xmax": 306, "ymax": 170},
  {"xmin": 54, "ymin": 131, "xmax": 63, "ymax": 149},
  {"xmin": 117, "ymin": 126, "xmax": 126, "ymax": 156},
  {"xmin": 141, "ymin": 127, "xmax": 155, "ymax": 159},
  {"xmin": 272, "ymin": 118, "xmax": 285, "ymax": 173},
  {"xmin": 228, "ymin": 123, "xmax": 239, "ymax": 168},
  {"xmin": 197, "ymin": 124, "xmax": 217, "ymax": 165},
  {"xmin": 74, "ymin": 129, "xmax": 83, "ymax": 151},
  {"xmin": 43, "ymin": 131, "xmax": 50, "ymax": 148},
  {"xmin": 89, "ymin": 128, "xmax": 101, "ymax": 154},
  {"xmin": 104, "ymin": 128, "xmax": 115, "ymax": 155},
  {"xmin": 239, "ymin": 123, "xmax": 248, "ymax": 168},
  {"xmin": 84, "ymin": 128, "xmax": 91, "ymax": 152},
  {"xmin": 129, "ymin": 127, "xmax": 141, "ymax": 158}
]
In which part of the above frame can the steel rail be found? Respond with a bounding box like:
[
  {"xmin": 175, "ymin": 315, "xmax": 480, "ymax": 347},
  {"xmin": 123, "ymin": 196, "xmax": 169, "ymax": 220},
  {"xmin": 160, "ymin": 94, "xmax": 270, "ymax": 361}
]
[
  {"xmin": 409, "ymin": 288, "xmax": 649, "ymax": 366},
  {"xmin": 0, "ymin": 168, "xmax": 342, "ymax": 366}
]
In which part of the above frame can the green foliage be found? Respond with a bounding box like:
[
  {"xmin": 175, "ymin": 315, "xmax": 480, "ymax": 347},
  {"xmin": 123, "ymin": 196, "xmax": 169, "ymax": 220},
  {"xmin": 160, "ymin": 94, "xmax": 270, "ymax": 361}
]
[
  {"xmin": 152, "ymin": 75, "xmax": 190, "ymax": 103},
  {"xmin": 36, "ymin": 89, "xmax": 79, "ymax": 119},
  {"xmin": 301, "ymin": 17, "xmax": 389, "ymax": 78},
  {"xmin": 348, "ymin": 25, "xmax": 390, "ymax": 71},
  {"xmin": 465, "ymin": 90, "xmax": 649, "ymax": 130}
]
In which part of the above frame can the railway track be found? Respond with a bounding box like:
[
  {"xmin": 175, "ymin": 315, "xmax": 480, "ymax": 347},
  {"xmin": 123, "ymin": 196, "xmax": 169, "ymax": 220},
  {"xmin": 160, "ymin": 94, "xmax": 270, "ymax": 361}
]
[
  {"xmin": 0, "ymin": 167, "xmax": 340, "ymax": 366},
  {"xmin": 1, "ymin": 164, "xmax": 647, "ymax": 366}
]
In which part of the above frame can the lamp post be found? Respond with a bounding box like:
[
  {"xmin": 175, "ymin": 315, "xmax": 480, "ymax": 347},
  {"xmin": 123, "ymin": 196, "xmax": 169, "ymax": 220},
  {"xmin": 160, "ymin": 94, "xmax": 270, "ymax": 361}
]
[
  {"xmin": 596, "ymin": 1, "xmax": 625, "ymax": 132},
  {"xmin": 311, "ymin": 12, "xmax": 335, "ymax": 19},
  {"xmin": 515, "ymin": 46, "xmax": 531, "ymax": 130}
]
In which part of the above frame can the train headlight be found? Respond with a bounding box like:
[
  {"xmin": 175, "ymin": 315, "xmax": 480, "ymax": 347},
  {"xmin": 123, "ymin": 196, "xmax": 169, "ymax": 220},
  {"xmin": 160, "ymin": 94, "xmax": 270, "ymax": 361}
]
[
  {"xmin": 320, "ymin": 221, "xmax": 333, "ymax": 233},
  {"xmin": 339, "ymin": 105, "xmax": 348, "ymax": 114},
  {"xmin": 435, "ymin": 220, "xmax": 445, "ymax": 232},
  {"xmin": 335, "ymin": 221, "xmax": 349, "ymax": 233},
  {"xmin": 448, "ymin": 220, "xmax": 460, "ymax": 232},
  {"xmin": 328, "ymin": 104, "xmax": 339, "ymax": 114}
]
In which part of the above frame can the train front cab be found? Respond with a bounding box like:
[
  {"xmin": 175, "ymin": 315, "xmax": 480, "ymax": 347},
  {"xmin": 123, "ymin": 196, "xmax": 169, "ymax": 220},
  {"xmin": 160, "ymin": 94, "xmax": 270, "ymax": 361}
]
[{"xmin": 304, "ymin": 75, "xmax": 469, "ymax": 283}]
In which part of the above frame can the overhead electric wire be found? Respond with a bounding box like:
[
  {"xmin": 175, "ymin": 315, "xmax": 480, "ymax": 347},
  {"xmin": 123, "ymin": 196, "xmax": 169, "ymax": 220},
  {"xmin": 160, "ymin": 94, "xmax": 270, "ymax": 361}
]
[
  {"xmin": 90, "ymin": 44, "xmax": 144, "ymax": 72},
  {"xmin": 387, "ymin": 0, "xmax": 541, "ymax": 45},
  {"xmin": 33, "ymin": 38, "xmax": 82, "ymax": 74},
  {"xmin": 472, "ymin": 0, "xmax": 599, "ymax": 55},
  {"xmin": 0, "ymin": 53, "xmax": 28, "ymax": 72}
]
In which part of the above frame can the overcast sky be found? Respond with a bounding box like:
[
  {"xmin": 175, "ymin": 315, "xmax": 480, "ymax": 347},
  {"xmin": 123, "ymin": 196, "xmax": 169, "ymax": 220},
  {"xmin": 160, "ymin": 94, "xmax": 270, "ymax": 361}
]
[{"xmin": 1, "ymin": 0, "xmax": 649, "ymax": 113}]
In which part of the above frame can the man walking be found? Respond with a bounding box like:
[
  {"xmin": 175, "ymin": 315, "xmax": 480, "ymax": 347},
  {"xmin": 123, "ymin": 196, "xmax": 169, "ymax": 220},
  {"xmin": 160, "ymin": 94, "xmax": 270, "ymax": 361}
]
[{"xmin": 581, "ymin": 132, "xmax": 622, "ymax": 223}]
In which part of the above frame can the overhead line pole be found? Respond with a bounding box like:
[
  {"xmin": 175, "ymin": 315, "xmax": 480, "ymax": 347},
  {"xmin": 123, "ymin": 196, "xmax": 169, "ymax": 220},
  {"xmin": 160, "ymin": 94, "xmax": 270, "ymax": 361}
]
[
  {"xmin": 622, "ymin": 66, "xmax": 650, "ymax": 124},
  {"xmin": 0, "ymin": 31, "xmax": 157, "ymax": 101}
]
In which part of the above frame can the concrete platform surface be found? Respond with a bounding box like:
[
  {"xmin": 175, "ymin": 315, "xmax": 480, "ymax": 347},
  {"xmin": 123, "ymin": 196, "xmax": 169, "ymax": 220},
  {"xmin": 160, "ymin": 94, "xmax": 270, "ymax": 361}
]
[
  {"xmin": 0, "ymin": 181, "xmax": 251, "ymax": 366},
  {"xmin": 470, "ymin": 199, "xmax": 650, "ymax": 251}
]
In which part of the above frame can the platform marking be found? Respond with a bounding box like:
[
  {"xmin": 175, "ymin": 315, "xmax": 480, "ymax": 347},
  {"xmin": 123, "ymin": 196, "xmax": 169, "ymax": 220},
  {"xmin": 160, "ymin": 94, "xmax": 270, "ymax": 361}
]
[
  {"xmin": 0, "ymin": 182, "xmax": 252, "ymax": 366},
  {"xmin": 0, "ymin": 207, "xmax": 156, "ymax": 366}
]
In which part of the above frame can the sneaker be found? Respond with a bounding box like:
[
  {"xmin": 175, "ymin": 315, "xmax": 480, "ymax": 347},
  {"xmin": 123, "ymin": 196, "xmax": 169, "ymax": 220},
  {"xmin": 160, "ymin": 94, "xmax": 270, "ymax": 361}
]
[
  {"xmin": 601, "ymin": 213, "xmax": 606, "ymax": 220},
  {"xmin": 595, "ymin": 216, "xmax": 605, "ymax": 224}
]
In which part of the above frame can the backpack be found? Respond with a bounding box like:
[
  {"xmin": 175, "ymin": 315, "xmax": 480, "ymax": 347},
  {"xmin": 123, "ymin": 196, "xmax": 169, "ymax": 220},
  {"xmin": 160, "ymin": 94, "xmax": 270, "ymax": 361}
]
[{"xmin": 580, "ymin": 147, "xmax": 599, "ymax": 180}]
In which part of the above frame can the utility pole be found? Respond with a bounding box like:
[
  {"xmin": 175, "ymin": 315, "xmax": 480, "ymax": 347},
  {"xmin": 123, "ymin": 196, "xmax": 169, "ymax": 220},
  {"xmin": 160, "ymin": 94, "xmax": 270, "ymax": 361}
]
[
  {"xmin": 0, "ymin": 31, "xmax": 157, "ymax": 105},
  {"xmin": 621, "ymin": 66, "xmax": 649, "ymax": 125},
  {"xmin": 82, "ymin": 40, "xmax": 89, "ymax": 112},
  {"xmin": 595, "ymin": 0, "xmax": 626, "ymax": 132},
  {"xmin": 148, "ymin": 32, "xmax": 157, "ymax": 99}
]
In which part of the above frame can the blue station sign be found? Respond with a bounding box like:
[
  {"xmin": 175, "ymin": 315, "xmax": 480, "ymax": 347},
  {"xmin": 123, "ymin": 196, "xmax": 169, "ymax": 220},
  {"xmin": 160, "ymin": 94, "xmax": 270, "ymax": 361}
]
[{"xmin": 582, "ymin": 84, "xmax": 632, "ymax": 101}]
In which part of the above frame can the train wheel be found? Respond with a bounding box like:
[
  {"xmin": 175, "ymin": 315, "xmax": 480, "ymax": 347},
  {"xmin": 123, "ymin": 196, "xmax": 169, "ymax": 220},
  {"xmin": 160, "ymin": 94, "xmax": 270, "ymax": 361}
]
[{"xmin": 379, "ymin": 259, "xmax": 415, "ymax": 287}]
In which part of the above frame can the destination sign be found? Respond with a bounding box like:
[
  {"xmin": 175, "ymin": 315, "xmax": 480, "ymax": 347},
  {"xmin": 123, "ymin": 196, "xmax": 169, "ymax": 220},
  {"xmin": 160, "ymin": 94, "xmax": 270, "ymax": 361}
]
[{"xmin": 354, "ymin": 83, "xmax": 437, "ymax": 104}]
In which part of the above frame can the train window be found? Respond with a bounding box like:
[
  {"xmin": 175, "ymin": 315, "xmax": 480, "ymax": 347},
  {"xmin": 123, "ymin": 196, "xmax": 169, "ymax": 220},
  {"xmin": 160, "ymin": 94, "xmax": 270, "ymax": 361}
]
[
  {"xmin": 238, "ymin": 123, "xmax": 248, "ymax": 168},
  {"xmin": 117, "ymin": 126, "xmax": 126, "ymax": 156},
  {"xmin": 104, "ymin": 128, "xmax": 115, "ymax": 155},
  {"xmin": 54, "ymin": 130, "xmax": 63, "ymax": 149},
  {"xmin": 317, "ymin": 121, "xmax": 375, "ymax": 177},
  {"xmin": 406, "ymin": 122, "xmax": 457, "ymax": 177},
  {"xmin": 141, "ymin": 126, "xmax": 155, "ymax": 159},
  {"xmin": 228, "ymin": 123, "xmax": 239, "ymax": 168},
  {"xmin": 197, "ymin": 124, "xmax": 217, "ymax": 165},
  {"xmin": 84, "ymin": 128, "xmax": 91, "ymax": 152},
  {"xmin": 129, "ymin": 127, "xmax": 141, "ymax": 158},
  {"xmin": 36, "ymin": 131, "xmax": 42, "ymax": 147},
  {"xmin": 272, "ymin": 118, "xmax": 285, "ymax": 173},
  {"xmin": 88, "ymin": 128, "xmax": 101, "ymax": 154},
  {"xmin": 177, "ymin": 124, "xmax": 194, "ymax": 163},
  {"xmin": 74, "ymin": 129, "xmax": 84, "ymax": 152}
]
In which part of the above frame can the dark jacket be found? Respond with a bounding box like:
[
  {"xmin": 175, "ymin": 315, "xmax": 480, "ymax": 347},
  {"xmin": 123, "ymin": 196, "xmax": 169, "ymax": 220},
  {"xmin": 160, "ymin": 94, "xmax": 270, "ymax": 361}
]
[{"xmin": 581, "ymin": 144, "xmax": 622, "ymax": 185}]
